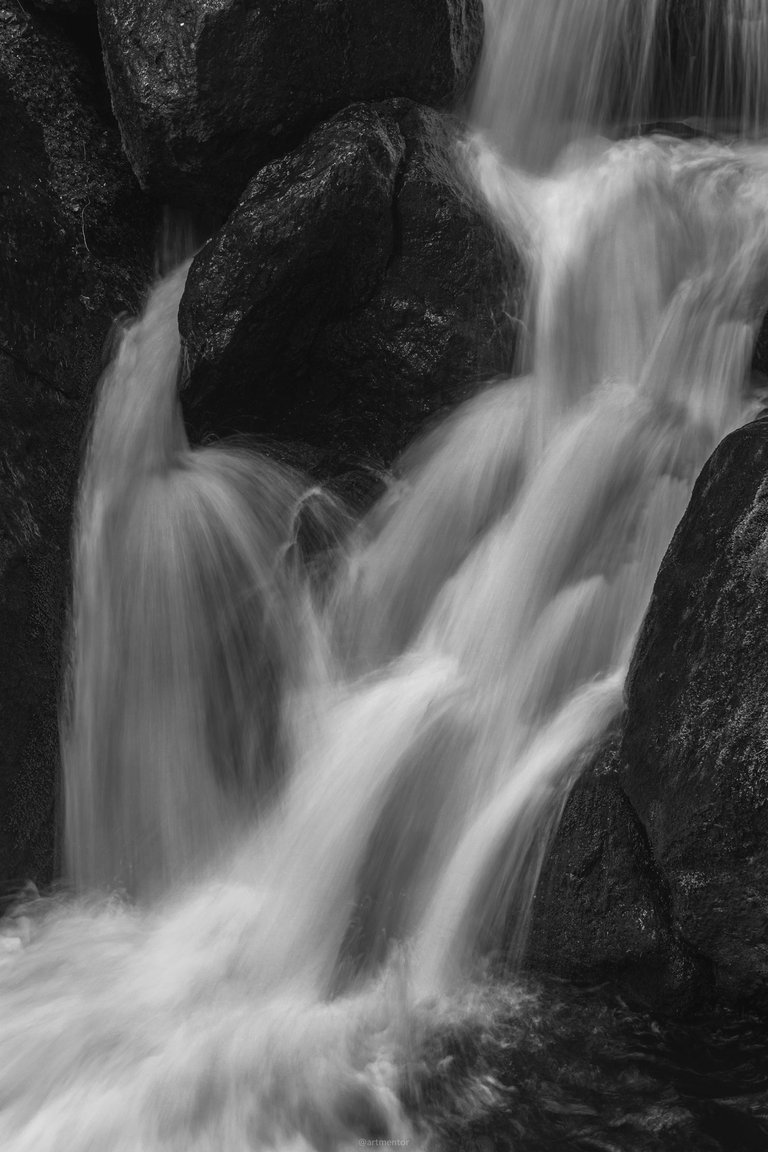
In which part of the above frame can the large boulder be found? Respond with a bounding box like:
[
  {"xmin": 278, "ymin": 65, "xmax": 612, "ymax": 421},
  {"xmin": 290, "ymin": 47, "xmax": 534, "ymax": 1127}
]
[
  {"xmin": 179, "ymin": 99, "xmax": 522, "ymax": 488},
  {"xmin": 526, "ymin": 739, "xmax": 709, "ymax": 1009},
  {"xmin": 620, "ymin": 415, "xmax": 768, "ymax": 1007},
  {"xmin": 97, "ymin": 0, "xmax": 484, "ymax": 212},
  {"xmin": 0, "ymin": 3, "xmax": 155, "ymax": 890}
]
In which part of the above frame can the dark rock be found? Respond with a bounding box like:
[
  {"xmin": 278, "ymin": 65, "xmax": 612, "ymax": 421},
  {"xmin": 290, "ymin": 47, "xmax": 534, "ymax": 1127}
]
[
  {"xmin": 657, "ymin": 0, "xmax": 766, "ymax": 128},
  {"xmin": 527, "ymin": 739, "xmax": 708, "ymax": 1010},
  {"xmin": 28, "ymin": 1, "xmax": 93, "ymax": 14},
  {"xmin": 621, "ymin": 415, "xmax": 768, "ymax": 1008},
  {"xmin": 179, "ymin": 100, "xmax": 522, "ymax": 487},
  {"xmin": 0, "ymin": 3, "xmax": 156, "ymax": 888},
  {"xmin": 752, "ymin": 312, "xmax": 768, "ymax": 383},
  {"xmin": 96, "ymin": 0, "xmax": 483, "ymax": 211}
]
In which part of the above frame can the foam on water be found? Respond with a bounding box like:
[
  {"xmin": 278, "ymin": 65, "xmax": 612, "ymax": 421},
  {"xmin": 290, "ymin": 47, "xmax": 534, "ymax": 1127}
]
[{"xmin": 4, "ymin": 3, "xmax": 768, "ymax": 1149}]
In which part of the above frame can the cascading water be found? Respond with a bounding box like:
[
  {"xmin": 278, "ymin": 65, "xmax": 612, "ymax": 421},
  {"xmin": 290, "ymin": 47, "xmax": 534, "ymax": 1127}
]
[
  {"xmin": 3, "ymin": 2, "xmax": 768, "ymax": 1149},
  {"xmin": 472, "ymin": 0, "xmax": 768, "ymax": 175},
  {"xmin": 471, "ymin": 0, "xmax": 662, "ymax": 170}
]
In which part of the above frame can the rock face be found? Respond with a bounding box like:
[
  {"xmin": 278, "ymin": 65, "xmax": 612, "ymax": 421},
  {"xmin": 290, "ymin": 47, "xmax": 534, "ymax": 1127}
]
[
  {"xmin": 660, "ymin": 0, "xmax": 768, "ymax": 128},
  {"xmin": 620, "ymin": 416, "xmax": 768, "ymax": 1007},
  {"xmin": 0, "ymin": 3, "xmax": 155, "ymax": 890},
  {"xmin": 28, "ymin": 1, "xmax": 93, "ymax": 13},
  {"xmin": 97, "ymin": 0, "xmax": 483, "ymax": 211},
  {"xmin": 529, "ymin": 418, "xmax": 768, "ymax": 1010},
  {"xmin": 752, "ymin": 313, "xmax": 768, "ymax": 380},
  {"xmin": 179, "ymin": 99, "xmax": 522, "ymax": 488},
  {"xmin": 527, "ymin": 739, "xmax": 709, "ymax": 1009}
]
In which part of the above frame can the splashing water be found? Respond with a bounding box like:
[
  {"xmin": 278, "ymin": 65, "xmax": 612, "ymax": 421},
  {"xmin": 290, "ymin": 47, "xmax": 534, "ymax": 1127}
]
[{"xmin": 4, "ymin": 3, "xmax": 768, "ymax": 1149}]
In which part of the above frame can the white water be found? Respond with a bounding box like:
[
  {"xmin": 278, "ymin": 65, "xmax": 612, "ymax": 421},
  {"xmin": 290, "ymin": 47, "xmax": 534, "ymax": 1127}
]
[
  {"xmin": 4, "ymin": 3, "xmax": 768, "ymax": 1149},
  {"xmin": 473, "ymin": 0, "xmax": 768, "ymax": 170}
]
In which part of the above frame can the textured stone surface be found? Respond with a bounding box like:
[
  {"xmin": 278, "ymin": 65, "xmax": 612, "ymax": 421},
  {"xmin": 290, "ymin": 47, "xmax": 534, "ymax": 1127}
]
[
  {"xmin": 179, "ymin": 99, "xmax": 522, "ymax": 487},
  {"xmin": 28, "ymin": 1, "xmax": 93, "ymax": 13},
  {"xmin": 526, "ymin": 739, "xmax": 708, "ymax": 1009},
  {"xmin": 621, "ymin": 415, "xmax": 768, "ymax": 1007},
  {"xmin": 0, "ymin": 3, "xmax": 155, "ymax": 888},
  {"xmin": 97, "ymin": 0, "xmax": 484, "ymax": 211}
]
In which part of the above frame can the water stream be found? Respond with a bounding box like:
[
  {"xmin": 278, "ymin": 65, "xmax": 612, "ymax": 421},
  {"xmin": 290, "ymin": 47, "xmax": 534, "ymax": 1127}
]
[{"xmin": 3, "ymin": 2, "xmax": 768, "ymax": 1149}]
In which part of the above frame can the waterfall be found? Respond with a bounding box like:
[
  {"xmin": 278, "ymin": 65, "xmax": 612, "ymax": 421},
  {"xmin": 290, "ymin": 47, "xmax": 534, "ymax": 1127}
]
[
  {"xmin": 61, "ymin": 264, "xmax": 318, "ymax": 899},
  {"xmin": 472, "ymin": 0, "xmax": 768, "ymax": 171},
  {"xmin": 3, "ymin": 2, "xmax": 768, "ymax": 1149},
  {"xmin": 471, "ymin": 0, "xmax": 662, "ymax": 170}
]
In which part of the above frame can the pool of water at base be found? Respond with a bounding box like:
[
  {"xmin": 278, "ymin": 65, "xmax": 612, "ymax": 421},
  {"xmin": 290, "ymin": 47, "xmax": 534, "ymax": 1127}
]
[{"xmin": 404, "ymin": 977, "xmax": 768, "ymax": 1152}]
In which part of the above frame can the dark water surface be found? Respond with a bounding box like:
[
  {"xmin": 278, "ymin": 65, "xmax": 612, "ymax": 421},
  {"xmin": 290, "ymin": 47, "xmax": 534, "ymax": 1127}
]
[{"xmin": 405, "ymin": 979, "xmax": 768, "ymax": 1151}]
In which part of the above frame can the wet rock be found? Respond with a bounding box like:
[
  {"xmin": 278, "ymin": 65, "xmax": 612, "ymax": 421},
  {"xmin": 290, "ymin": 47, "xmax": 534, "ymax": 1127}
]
[
  {"xmin": 527, "ymin": 739, "xmax": 707, "ymax": 1009},
  {"xmin": 621, "ymin": 415, "xmax": 768, "ymax": 1008},
  {"xmin": 28, "ymin": 1, "xmax": 93, "ymax": 14},
  {"xmin": 0, "ymin": 3, "xmax": 155, "ymax": 888},
  {"xmin": 96, "ymin": 0, "xmax": 483, "ymax": 212},
  {"xmin": 179, "ymin": 100, "xmax": 522, "ymax": 488},
  {"xmin": 659, "ymin": 0, "xmax": 766, "ymax": 127},
  {"xmin": 752, "ymin": 312, "xmax": 768, "ymax": 382}
]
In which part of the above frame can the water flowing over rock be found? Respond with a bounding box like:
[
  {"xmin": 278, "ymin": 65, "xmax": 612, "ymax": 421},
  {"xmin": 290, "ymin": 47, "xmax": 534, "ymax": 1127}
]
[
  {"xmin": 97, "ymin": 0, "xmax": 484, "ymax": 211},
  {"xmin": 0, "ymin": 2, "xmax": 154, "ymax": 888},
  {"xmin": 179, "ymin": 99, "xmax": 521, "ymax": 482},
  {"xmin": 621, "ymin": 415, "xmax": 768, "ymax": 1008},
  {"xmin": 666, "ymin": 0, "xmax": 768, "ymax": 129},
  {"xmin": 475, "ymin": 0, "xmax": 768, "ymax": 174},
  {"xmin": 6, "ymin": 0, "xmax": 768, "ymax": 1145}
]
